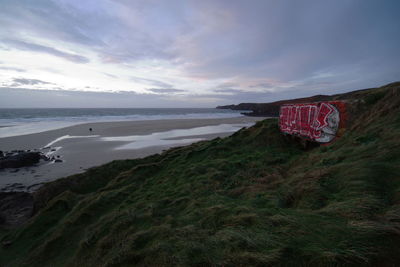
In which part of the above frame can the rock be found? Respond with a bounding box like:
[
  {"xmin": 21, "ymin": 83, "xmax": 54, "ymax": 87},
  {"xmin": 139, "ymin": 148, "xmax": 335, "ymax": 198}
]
[
  {"xmin": 0, "ymin": 152, "xmax": 41, "ymax": 169},
  {"xmin": 54, "ymin": 159, "xmax": 63, "ymax": 163},
  {"xmin": 51, "ymin": 148, "xmax": 56, "ymax": 152},
  {"xmin": 56, "ymin": 155, "xmax": 60, "ymax": 158},
  {"xmin": 0, "ymin": 151, "xmax": 3, "ymax": 158}
]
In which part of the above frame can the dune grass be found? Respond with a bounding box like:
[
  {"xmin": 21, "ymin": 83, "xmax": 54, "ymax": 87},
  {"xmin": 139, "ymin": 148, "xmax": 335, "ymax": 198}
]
[{"xmin": 1, "ymin": 82, "xmax": 400, "ymax": 266}]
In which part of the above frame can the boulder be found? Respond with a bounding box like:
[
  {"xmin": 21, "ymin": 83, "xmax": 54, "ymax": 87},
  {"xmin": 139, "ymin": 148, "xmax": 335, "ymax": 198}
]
[{"xmin": 0, "ymin": 152, "xmax": 41, "ymax": 169}]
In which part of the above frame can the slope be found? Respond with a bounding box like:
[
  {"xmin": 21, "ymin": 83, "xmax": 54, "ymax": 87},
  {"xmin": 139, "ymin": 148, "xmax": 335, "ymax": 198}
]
[{"xmin": 0, "ymin": 82, "xmax": 399, "ymax": 266}]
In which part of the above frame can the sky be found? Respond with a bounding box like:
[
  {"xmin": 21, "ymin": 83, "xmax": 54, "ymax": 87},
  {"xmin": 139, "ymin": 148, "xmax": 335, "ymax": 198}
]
[{"xmin": 0, "ymin": 0, "xmax": 399, "ymax": 108}]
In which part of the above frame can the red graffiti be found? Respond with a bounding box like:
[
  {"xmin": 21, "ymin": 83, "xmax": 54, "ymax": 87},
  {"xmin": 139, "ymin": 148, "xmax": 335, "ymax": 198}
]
[{"xmin": 279, "ymin": 101, "xmax": 345, "ymax": 143}]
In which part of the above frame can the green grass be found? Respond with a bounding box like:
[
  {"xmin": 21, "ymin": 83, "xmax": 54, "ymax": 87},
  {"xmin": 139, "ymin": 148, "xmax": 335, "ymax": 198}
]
[{"xmin": 1, "ymin": 82, "xmax": 400, "ymax": 266}]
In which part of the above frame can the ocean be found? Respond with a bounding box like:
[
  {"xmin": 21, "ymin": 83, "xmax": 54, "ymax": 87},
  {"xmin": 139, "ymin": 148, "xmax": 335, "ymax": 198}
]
[{"xmin": 0, "ymin": 108, "xmax": 244, "ymax": 138}]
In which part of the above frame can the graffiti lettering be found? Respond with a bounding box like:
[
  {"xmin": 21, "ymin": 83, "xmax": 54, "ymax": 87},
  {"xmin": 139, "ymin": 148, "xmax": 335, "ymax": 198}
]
[{"xmin": 279, "ymin": 102, "xmax": 343, "ymax": 143}]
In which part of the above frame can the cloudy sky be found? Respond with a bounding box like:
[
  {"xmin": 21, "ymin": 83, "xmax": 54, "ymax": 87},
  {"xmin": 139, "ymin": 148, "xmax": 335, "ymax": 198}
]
[{"xmin": 0, "ymin": 0, "xmax": 399, "ymax": 108}]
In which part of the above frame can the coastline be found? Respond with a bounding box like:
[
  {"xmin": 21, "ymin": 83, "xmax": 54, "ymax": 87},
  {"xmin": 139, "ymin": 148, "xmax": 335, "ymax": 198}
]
[{"xmin": 0, "ymin": 116, "xmax": 266, "ymax": 192}]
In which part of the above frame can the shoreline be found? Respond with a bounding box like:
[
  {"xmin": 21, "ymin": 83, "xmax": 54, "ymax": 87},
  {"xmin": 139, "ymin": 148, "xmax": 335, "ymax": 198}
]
[
  {"xmin": 0, "ymin": 117, "xmax": 265, "ymax": 150},
  {"xmin": 0, "ymin": 116, "xmax": 267, "ymax": 192},
  {"xmin": 0, "ymin": 108, "xmax": 247, "ymax": 138}
]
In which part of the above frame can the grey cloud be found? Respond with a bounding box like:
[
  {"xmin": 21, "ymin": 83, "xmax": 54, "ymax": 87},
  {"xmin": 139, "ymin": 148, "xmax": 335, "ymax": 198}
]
[
  {"xmin": 249, "ymin": 83, "xmax": 275, "ymax": 89},
  {"xmin": 0, "ymin": 66, "xmax": 26, "ymax": 72},
  {"xmin": 148, "ymin": 88, "xmax": 185, "ymax": 94},
  {"xmin": 1, "ymin": 39, "xmax": 89, "ymax": 63},
  {"xmin": 5, "ymin": 78, "xmax": 54, "ymax": 87},
  {"xmin": 217, "ymin": 82, "xmax": 238, "ymax": 88},
  {"xmin": 12, "ymin": 78, "xmax": 51, "ymax": 86},
  {"xmin": 182, "ymin": 90, "xmax": 276, "ymax": 106},
  {"xmin": 102, "ymin": 72, "xmax": 118, "ymax": 79},
  {"xmin": 213, "ymin": 82, "xmax": 245, "ymax": 93},
  {"xmin": 131, "ymin": 76, "xmax": 173, "ymax": 89},
  {"xmin": 212, "ymin": 88, "xmax": 245, "ymax": 94}
]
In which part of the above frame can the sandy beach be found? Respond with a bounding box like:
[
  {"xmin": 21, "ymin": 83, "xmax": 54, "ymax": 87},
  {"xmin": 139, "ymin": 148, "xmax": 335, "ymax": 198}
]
[{"xmin": 0, "ymin": 116, "xmax": 266, "ymax": 191}]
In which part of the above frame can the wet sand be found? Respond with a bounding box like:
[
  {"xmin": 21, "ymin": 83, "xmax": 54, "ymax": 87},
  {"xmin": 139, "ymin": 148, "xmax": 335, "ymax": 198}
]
[{"xmin": 0, "ymin": 117, "xmax": 266, "ymax": 191}]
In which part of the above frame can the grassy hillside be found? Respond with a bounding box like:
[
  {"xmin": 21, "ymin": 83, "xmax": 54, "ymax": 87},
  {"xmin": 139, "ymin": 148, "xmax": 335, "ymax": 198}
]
[{"xmin": 1, "ymin": 82, "xmax": 400, "ymax": 266}]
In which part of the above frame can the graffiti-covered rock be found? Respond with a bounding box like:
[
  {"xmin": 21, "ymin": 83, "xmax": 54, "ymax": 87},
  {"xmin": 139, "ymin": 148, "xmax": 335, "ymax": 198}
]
[{"xmin": 279, "ymin": 101, "xmax": 346, "ymax": 143}]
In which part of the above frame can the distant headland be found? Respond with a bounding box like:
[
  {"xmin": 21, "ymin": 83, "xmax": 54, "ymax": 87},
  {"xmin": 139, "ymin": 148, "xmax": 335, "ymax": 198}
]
[{"xmin": 215, "ymin": 84, "xmax": 392, "ymax": 117}]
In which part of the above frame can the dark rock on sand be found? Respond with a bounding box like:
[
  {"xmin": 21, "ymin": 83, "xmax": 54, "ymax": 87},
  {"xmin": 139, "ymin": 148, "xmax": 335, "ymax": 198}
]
[
  {"xmin": 0, "ymin": 152, "xmax": 41, "ymax": 169},
  {"xmin": 54, "ymin": 159, "xmax": 63, "ymax": 163}
]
